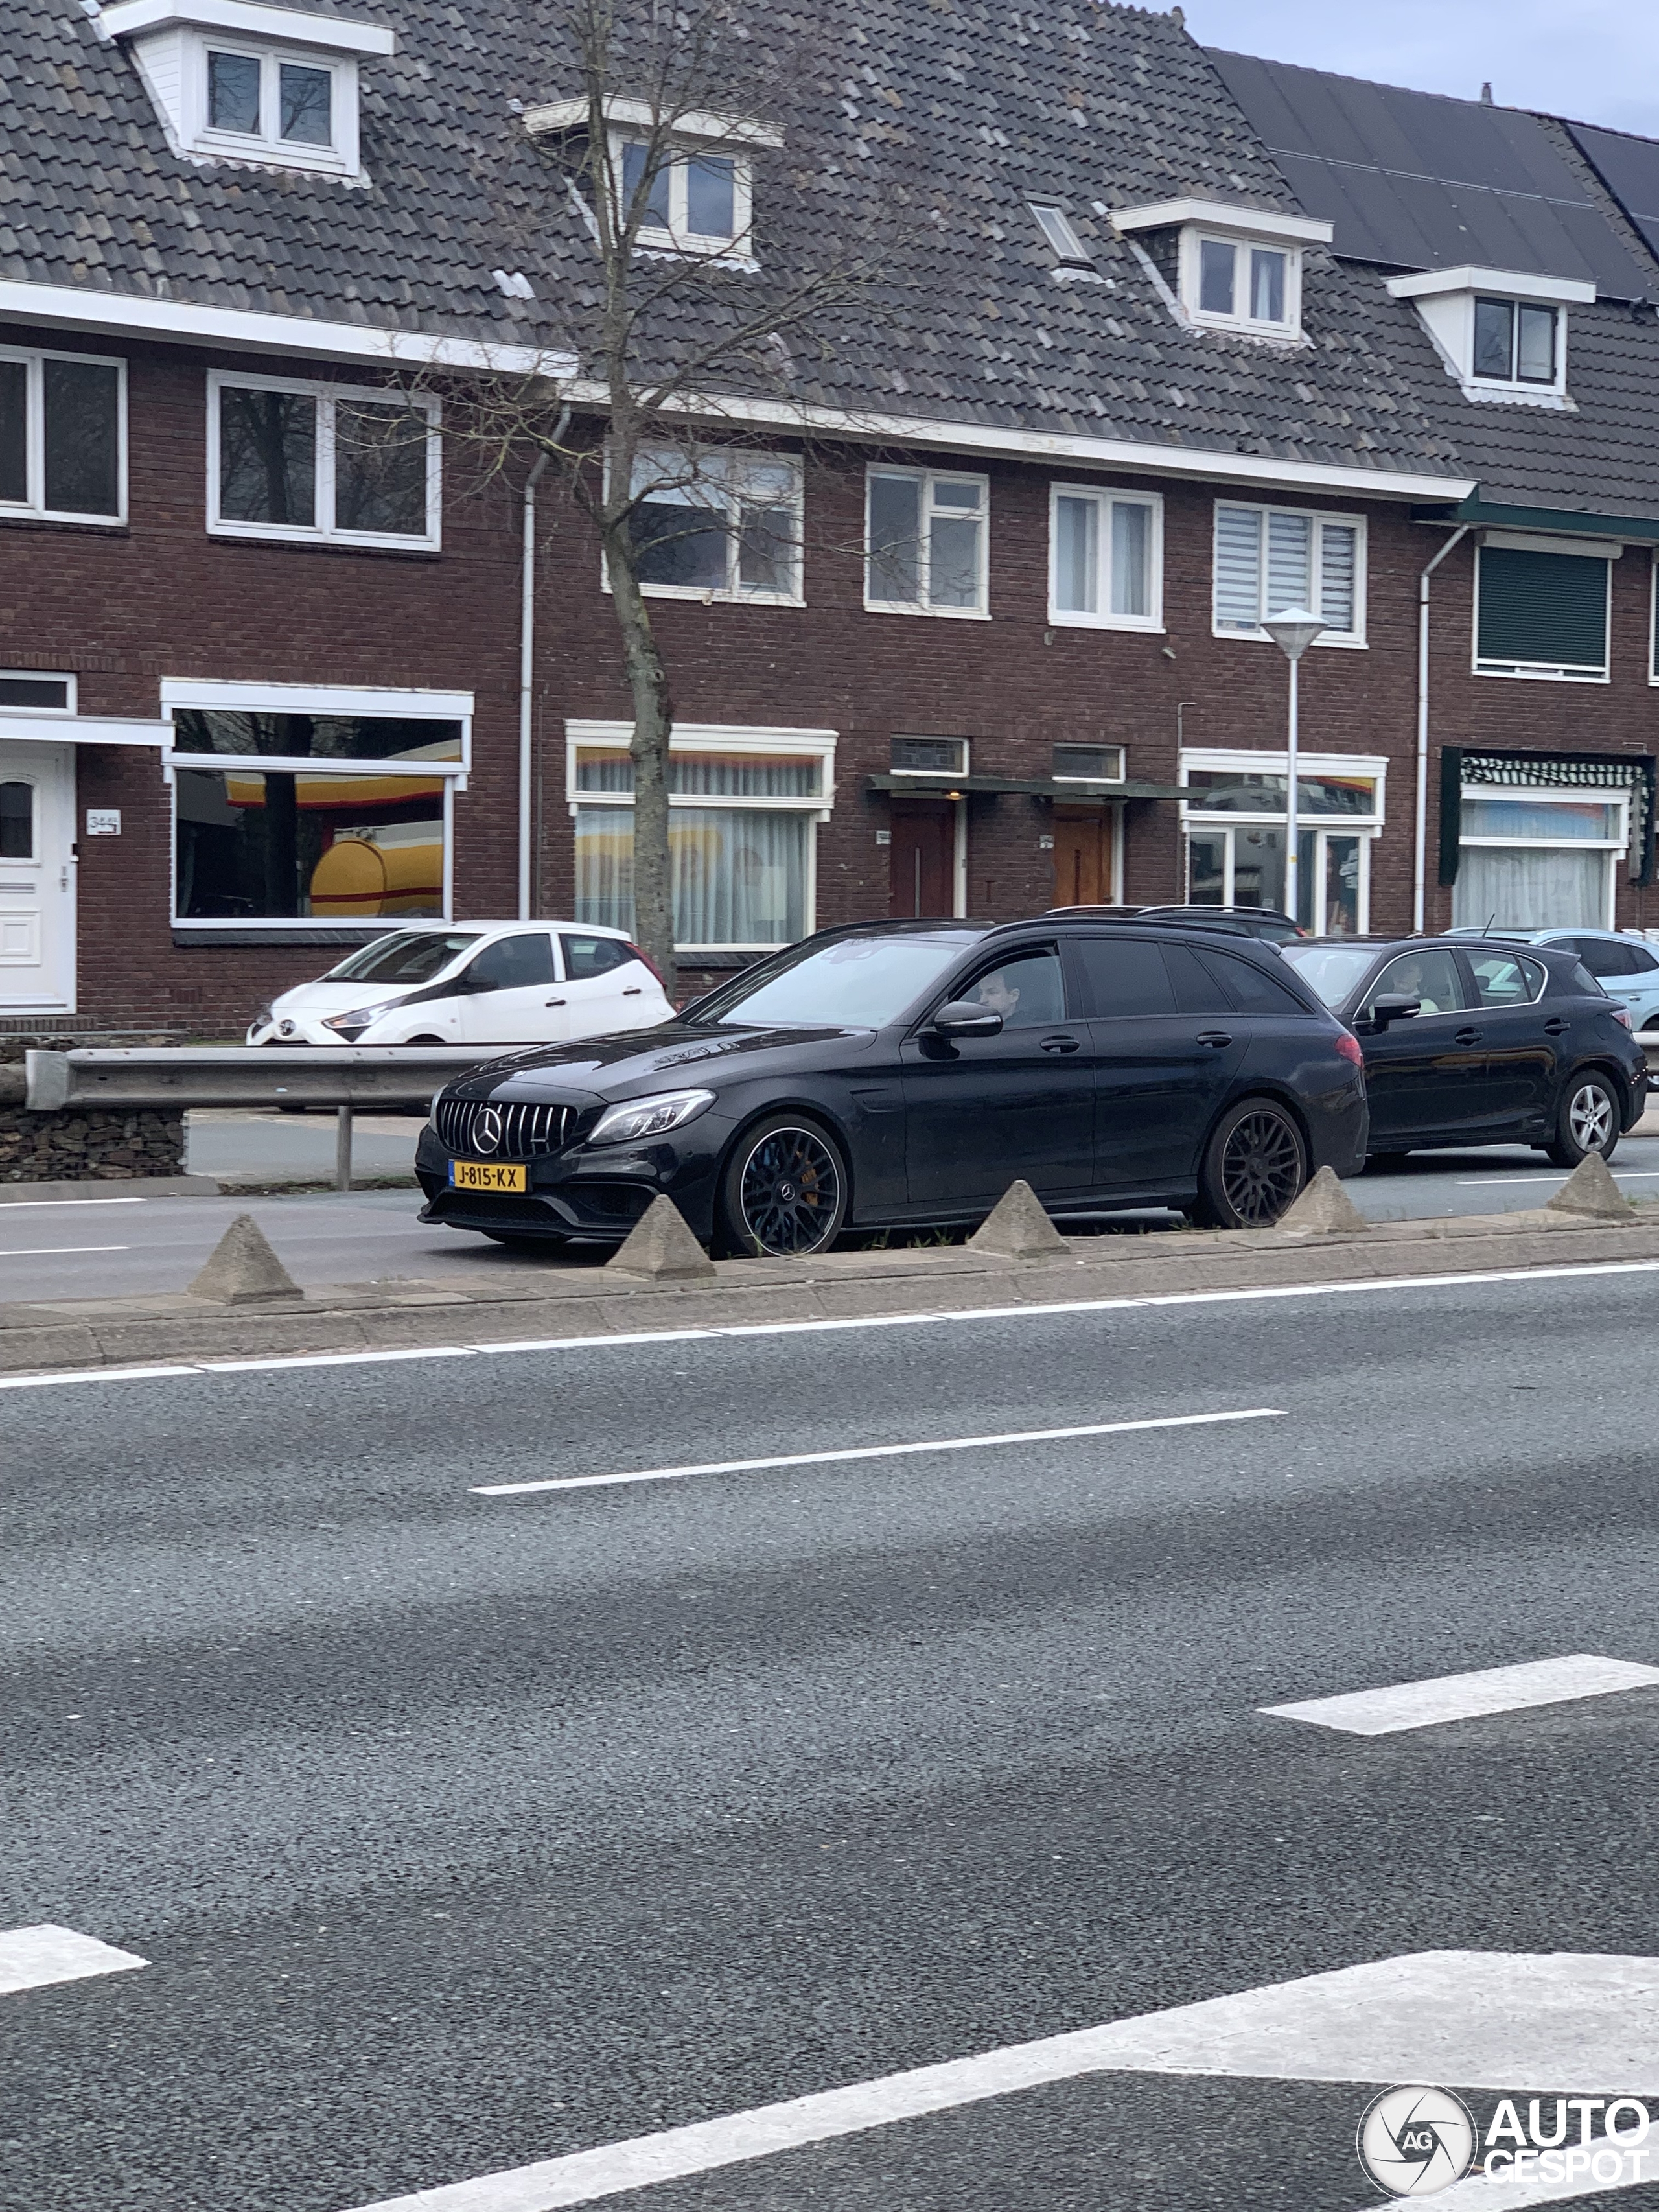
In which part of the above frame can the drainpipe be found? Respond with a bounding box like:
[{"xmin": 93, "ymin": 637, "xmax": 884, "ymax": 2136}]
[
  {"xmin": 1414, "ymin": 524, "xmax": 1470, "ymax": 933},
  {"xmin": 518, "ymin": 419, "xmax": 566, "ymax": 920}
]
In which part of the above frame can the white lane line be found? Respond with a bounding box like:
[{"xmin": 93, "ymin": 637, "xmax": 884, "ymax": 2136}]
[
  {"xmin": 1261, "ymin": 1653, "xmax": 1659, "ymax": 1736},
  {"xmin": 0, "ymin": 1197, "xmax": 148, "ymax": 1209},
  {"xmin": 0, "ymin": 1924, "xmax": 148, "ymax": 1996},
  {"xmin": 472, "ymin": 1407, "xmax": 1286, "ymax": 1497},
  {"xmin": 334, "ymin": 1950, "xmax": 1659, "ymax": 2212},
  {"xmin": 10, "ymin": 1254, "xmax": 1659, "ymax": 1395},
  {"xmin": 0, "ymin": 1244, "xmax": 131, "ymax": 1258},
  {"xmin": 1457, "ymin": 1172, "xmax": 1659, "ymax": 1186}
]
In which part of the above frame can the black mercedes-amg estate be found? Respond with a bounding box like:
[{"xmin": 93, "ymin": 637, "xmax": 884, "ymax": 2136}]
[{"xmin": 417, "ymin": 917, "xmax": 1368, "ymax": 1256}]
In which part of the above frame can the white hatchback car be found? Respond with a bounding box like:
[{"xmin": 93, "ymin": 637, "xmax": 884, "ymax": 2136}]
[{"xmin": 248, "ymin": 920, "xmax": 673, "ymax": 1046}]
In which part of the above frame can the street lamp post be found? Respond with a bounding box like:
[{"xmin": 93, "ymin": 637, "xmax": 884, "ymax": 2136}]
[{"xmin": 1261, "ymin": 605, "xmax": 1325, "ymax": 931}]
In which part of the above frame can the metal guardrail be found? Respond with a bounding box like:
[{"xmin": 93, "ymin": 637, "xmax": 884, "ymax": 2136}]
[{"xmin": 25, "ymin": 1047, "xmax": 495, "ymax": 1190}]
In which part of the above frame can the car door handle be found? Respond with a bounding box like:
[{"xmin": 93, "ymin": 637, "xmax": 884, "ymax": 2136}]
[
  {"xmin": 544, "ymin": 997, "xmax": 566, "ymax": 1007},
  {"xmin": 622, "ymin": 986, "xmax": 643, "ymax": 995},
  {"xmin": 1454, "ymin": 1027, "xmax": 1483, "ymax": 1045},
  {"xmin": 1544, "ymin": 1017, "xmax": 1568, "ymax": 1034},
  {"xmin": 1196, "ymin": 1030, "xmax": 1233, "ymax": 1048},
  {"xmin": 1039, "ymin": 1033, "xmax": 1082, "ymax": 1053}
]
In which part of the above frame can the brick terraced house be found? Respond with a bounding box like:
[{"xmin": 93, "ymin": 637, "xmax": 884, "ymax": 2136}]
[{"xmin": 6, "ymin": 0, "xmax": 1659, "ymax": 1027}]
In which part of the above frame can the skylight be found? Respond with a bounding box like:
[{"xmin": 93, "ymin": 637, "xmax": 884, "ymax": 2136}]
[{"xmin": 1030, "ymin": 203, "xmax": 1095, "ymax": 270}]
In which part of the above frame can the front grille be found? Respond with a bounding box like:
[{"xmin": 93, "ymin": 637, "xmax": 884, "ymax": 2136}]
[{"xmin": 435, "ymin": 1096, "xmax": 572, "ymax": 1158}]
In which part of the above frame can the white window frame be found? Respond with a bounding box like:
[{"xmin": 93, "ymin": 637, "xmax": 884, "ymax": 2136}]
[
  {"xmin": 161, "ymin": 678, "xmax": 474, "ymax": 932},
  {"xmin": 1211, "ymin": 501, "xmax": 1367, "ymax": 647},
  {"xmin": 1651, "ymin": 552, "xmax": 1659, "ymax": 686},
  {"xmin": 186, "ymin": 32, "xmax": 359, "ymax": 175},
  {"xmin": 863, "ymin": 466, "xmax": 990, "ymax": 620},
  {"xmin": 1181, "ymin": 229, "xmax": 1303, "ymax": 338},
  {"xmin": 564, "ymin": 719, "xmax": 835, "ymax": 954},
  {"xmin": 1180, "ymin": 746, "xmax": 1387, "ymax": 932},
  {"xmin": 1472, "ymin": 538, "xmax": 1613, "ymax": 684},
  {"xmin": 610, "ymin": 134, "xmax": 755, "ymax": 262},
  {"xmin": 0, "ymin": 347, "xmax": 128, "ymax": 527},
  {"xmin": 1457, "ymin": 784, "xmax": 1629, "ymax": 933},
  {"xmin": 1047, "ymin": 483, "xmax": 1163, "ymax": 632},
  {"xmin": 0, "ymin": 671, "xmax": 77, "ymax": 715},
  {"xmin": 608, "ymin": 445, "xmax": 804, "ymax": 607},
  {"xmin": 206, "ymin": 369, "xmax": 443, "ymax": 551}
]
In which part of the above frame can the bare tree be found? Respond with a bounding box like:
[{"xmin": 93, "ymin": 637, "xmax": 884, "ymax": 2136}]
[{"xmin": 426, "ymin": 0, "xmax": 906, "ymax": 995}]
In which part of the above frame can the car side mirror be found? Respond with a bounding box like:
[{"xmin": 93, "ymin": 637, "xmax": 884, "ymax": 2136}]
[
  {"xmin": 933, "ymin": 999, "xmax": 1003, "ymax": 1038},
  {"xmin": 1369, "ymin": 992, "xmax": 1421, "ymax": 1030},
  {"xmin": 454, "ymin": 970, "xmax": 493, "ymax": 994}
]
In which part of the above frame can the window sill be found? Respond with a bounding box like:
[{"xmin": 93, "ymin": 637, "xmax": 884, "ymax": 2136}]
[
  {"xmin": 172, "ymin": 924, "xmax": 407, "ymax": 948},
  {"xmin": 634, "ymin": 583, "xmax": 805, "ymax": 609},
  {"xmin": 863, "ymin": 601, "xmax": 991, "ymax": 621},
  {"xmin": 0, "ymin": 508, "xmax": 127, "ymax": 531},
  {"xmin": 1048, "ymin": 612, "xmax": 1165, "ymax": 634},
  {"xmin": 1212, "ymin": 626, "xmax": 1367, "ymax": 649},
  {"xmin": 1474, "ymin": 662, "xmax": 1610, "ymax": 683},
  {"xmin": 207, "ymin": 524, "xmax": 442, "ymax": 559}
]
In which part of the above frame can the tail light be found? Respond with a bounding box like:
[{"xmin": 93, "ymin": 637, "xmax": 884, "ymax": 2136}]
[
  {"xmin": 627, "ymin": 942, "xmax": 667, "ymax": 988},
  {"xmin": 1612, "ymin": 1005, "xmax": 1632, "ymax": 1029},
  {"xmin": 1335, "ymin": 1030, "xmax": 1365, "ymax": 1066}
]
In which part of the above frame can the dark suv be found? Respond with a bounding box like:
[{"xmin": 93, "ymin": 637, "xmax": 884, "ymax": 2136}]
[
  {"xmin": 1280, "ymin": 936, "xmax": 1647, "ymax": 1165},
  {"xmin": 1049, "ymin": 903, "xmax": 1305, "ymax": 944}
]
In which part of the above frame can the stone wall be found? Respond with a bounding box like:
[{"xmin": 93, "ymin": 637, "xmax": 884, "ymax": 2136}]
[{"xmin": 0, "ymin": 1040, "xmax": 187, "ymax": 1182}]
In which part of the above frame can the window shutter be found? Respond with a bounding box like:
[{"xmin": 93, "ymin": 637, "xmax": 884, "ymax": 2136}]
[
  {"xmin": 1318, "ymin": 524, "xmax": 1356, "ymax": 633},
  {"xmin": 1213, "ymin": 505, "xmax": 1262, "ymax": 629},
  {"xmin": 1476, "ymin": 548, "xmax": 1608, "ymax": 673}
]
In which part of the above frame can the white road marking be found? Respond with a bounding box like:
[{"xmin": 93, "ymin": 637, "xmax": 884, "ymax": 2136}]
[
  {"xmin": 472, "ymin": 1408, "xmax": 1286, "ymax": 1497},
  {"xmin": 1262, "ymin": 1653, "xmax": 1659, "ymax": 1735},
  {"xmin": 0, "ymin": 1924, "xmax": 148, "ymax": 1996},
  {"xmin": 0, "ymin": 1244, "xmax": 130, "ymax": 1258},
  {"xmin": 9, "ymin": 1253, "xmax": 1659, "ymax": 1394},
  {"xmin": 334, "ymin": 1951, "xmax": 1659, "ymax": 2212},
  {"xmin": 0, "ymin": 1196, "xmax": 148, "ymax": 1208},
  {"xmin": 1457, "ymin": 1172, "xmax": 1659, "ymax": 1186}
]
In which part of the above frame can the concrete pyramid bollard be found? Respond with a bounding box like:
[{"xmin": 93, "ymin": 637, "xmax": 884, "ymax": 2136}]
[
  {"xmin": 967, "ymin": 1178, "xmax": 1069, "ymax": 1260},
  {"xmin": 188, "ymin": 1213, "xmax": 301, "ymax": 1303},
  {"xmin": 1275, "ymin": 1165, "xmax": 1369, "ymax": 1237},
  {"xmin": 1546, "ymin": 1149, "xmax": 1634, "ymax": 1222},
  {"xmin": 604, "ymin": 1194, "xmax": 717, "ymax": 1282}
]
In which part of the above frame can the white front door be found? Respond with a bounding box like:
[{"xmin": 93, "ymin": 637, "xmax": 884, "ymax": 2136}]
[{"xmin": 0, "ymin": 742, "xmax": 75, "ymax": 1012}]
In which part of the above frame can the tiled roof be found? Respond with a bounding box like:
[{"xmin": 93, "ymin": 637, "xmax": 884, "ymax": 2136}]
[{"xmin": 9, "ymin": 0, "xmax": 1659, "ymax": 518}]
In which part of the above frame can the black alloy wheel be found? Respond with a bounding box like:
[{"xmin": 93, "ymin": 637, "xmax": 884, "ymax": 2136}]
[
  {"xmin": 719, "ymin": 1115, "xmax": 848, "ymax": 1257},
  {"xmin": 1546, "ymin": 1071, "xmax": 1621, "ymax": 1169},
  {"xmin": 1194, "ymin": 1097, "xmax": 1308, "ymax": 1229}
]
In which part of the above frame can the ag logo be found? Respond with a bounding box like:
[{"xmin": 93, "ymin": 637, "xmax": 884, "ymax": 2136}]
[
  {"xmin": 1357, "ymin": 2086, "xmax": 1478, "ymax": 2196},
  {"xmin": 472, "ymin": 1106, "xmax": 503, "ymax": 1155}
]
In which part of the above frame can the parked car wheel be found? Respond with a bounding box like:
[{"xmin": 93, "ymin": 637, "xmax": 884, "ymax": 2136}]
[
  {"xmin": 1546, "ymin": 1071, "xmax": 1622, "ymax": 1169},
  {"xmin": 1193, "ymin": 1097, "xmax": 1308, "ymax": 1229},
  {"xmin": 717, "ymin": 1114, "xmax": 848, "ymax": 1257}
]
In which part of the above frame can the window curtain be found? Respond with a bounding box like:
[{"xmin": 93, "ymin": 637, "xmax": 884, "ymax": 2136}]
[
  {"xmin": 1452, "ymin": 845, "xmax": 1607, "ymax": 930},
  {"xmin": 575, "ymin": 806, "xmax": 809, "ymax": 944}
]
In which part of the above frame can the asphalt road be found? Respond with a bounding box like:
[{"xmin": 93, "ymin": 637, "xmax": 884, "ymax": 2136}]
[
  {"xmin": 6, "ymin": 1266, "xmax": 1659, "ymax": 2211},
  {"xmin": 5, "ymin": 1134, "xmax": 1659, "ymax": 1303}
]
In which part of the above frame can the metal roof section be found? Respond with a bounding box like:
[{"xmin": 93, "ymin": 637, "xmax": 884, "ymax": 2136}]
[
  {"xmin": 1566, "ymin": 121, "xmax": 1659, "ymax": 270},
  {"xmin": 1207, "ymin": 49, "xmax": 1654, "ymax": 301}
]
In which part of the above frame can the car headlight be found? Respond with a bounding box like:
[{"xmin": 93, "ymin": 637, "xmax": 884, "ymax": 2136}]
[
  {"xmin": 323, "ymin": 1001, "xmax": 399, "ymax": 1036},
  {"xmin": 429, "ymin": 1087, "xmax": 447, "ymax": 1123},
  {"xmin": 250, "ymin": 1003, "xmax": 275, "ymax": 1030},
  {"xmin": 586, "ymin": 1089, "xmax": 716, "ymax": 1147}
]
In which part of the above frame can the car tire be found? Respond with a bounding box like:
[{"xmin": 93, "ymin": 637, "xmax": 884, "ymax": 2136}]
[
  {"xmin": 1192, "ymin": 1097, "xmax": 1309, "ymax": 1229},
  {"xmin": 716, "ymin": 1113, "xmax": 849, "ymax": 1258},
  {"xmin": 1545, "ymin": 1071, "xmax": 1621, "ymax": 1168}
]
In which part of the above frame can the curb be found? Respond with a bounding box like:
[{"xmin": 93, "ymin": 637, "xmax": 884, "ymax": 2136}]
[
  {"xmin": 3, "ymin": 1206, "xmax": 1658, "ymax": 1379},
  {"xmin": 0, "ymin": 1173, "xmax": 222, "ymax": 1204}
]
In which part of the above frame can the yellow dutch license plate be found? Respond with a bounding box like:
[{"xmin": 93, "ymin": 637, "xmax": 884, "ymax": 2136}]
[{"xmin": 449, "ymin": 1160, "xmax": 528, "ymax": 1193}]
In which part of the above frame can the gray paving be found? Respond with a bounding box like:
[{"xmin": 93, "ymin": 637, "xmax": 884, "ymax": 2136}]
[{"xmin": 4, "ymin": 1272, "xmax": 1659, "ymax": 2209}]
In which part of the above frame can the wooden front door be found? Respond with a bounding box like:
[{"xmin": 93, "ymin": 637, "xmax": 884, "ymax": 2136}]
[
  {"xmin": 889, "ymin": 800, "xmax": 955, "ymax": 918},
  {"xmin": 1052, "ymin": 806, "xmax": 1114, "ymax": 909}
]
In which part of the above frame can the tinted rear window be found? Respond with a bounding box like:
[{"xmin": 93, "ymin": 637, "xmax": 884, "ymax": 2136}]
[
  {"xmin": 561, "ymin": 933, "xmax": 634, "ymax": 979},
  {"xmin": 1068, "ymin": 936, "xmax": 1175, "ymax": 1017},
  {"xmin": 1194, "ymin": 946, "xmax": 1316, "ymax": 1016}
]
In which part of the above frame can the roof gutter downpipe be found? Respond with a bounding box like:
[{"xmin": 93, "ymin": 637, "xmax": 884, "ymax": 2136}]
[
  {"xmin": 517, "ymin": 423, "xmax": 563, "ymax": 921},
  {"xmin": 1414, "ymin": 524, "xmax": 1470, "ymax": 934}
]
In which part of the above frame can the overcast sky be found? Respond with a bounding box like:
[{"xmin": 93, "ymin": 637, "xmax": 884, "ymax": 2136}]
[{"xmin": 1187, "ymin": 1, "xmax": 1659, "ymax": 136}]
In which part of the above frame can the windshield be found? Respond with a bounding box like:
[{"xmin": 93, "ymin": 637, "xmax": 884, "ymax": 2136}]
[
  {"xmin": 1279, "ymin": 943, "xmax": 1378, "ymax": 1007},
  {"xmin": 324, "ymin": 931, "xmax": 481, "ymax": 986},
  {"xmin": 694, "ymin": 930, "xmax": 982, "ymax": 1029}
]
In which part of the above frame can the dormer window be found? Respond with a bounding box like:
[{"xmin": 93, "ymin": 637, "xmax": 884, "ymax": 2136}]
[
  {"xmin": 1387, "ymin": 267, "xmax": 1590, "ymax": 403},
  {"xmin": 1111, "ymin": 198, "xmax": 1331, "ymax": 342},
  {"xmin": 524, "ymin": 97, "xmax": 782, "ymax": 263},
  {"xmin": 97, "ymin": 1, "xmax": 393, "ymax": 181}
]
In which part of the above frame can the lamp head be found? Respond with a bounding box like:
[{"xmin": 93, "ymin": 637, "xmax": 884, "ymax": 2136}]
[{"xmin": 1261, "ymin": 605, "xmax": 1325, "ymax": 661}]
